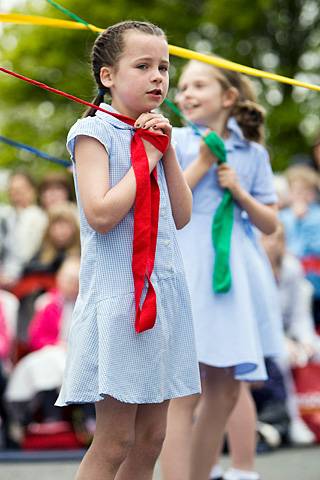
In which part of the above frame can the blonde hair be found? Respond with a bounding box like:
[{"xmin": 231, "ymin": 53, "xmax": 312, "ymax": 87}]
[{"xmin": 285, "ymin": 165, "xmax": 320, "ymax": 191}]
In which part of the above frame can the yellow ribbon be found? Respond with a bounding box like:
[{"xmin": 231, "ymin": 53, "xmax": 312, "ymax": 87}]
[
  {"xmin": 0, "ymin": 13, "xmax": 101, "ymax": 32},
  {"xmin": 1, "ymin": 12, "xmax": 320, "ymax": 93}
]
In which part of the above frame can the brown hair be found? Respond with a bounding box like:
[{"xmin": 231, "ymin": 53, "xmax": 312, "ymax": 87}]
[
  {"xmin": 183, "ymin": 60, "xmax": 265, "ymax": 143},
  {"xmin": 214, "ymin": 65, "xmax": 265, "ymax": 143},
  {"xmin": 39, "ymin": 172, "xmax": 74, "ymax": 201},
  {"xmin": 85, "ymin": 20, "xmax": 166, "ymax": 117},
  {"xmin": 40, "ymin": 202, "xmax": 80, "ymax": 263}
]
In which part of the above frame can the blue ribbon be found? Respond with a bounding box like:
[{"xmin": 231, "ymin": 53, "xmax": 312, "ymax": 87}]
[{"xmin": 0, "ymin": 135, "xmax": 71, "ymax": 167}]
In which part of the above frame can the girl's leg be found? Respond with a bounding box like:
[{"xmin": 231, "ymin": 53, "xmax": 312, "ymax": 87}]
[
  {"xmin": 75, "ymin": 396, "xmax": 137, "ymax": 480},
  {"xmin": 189, "ymin": 366, "xmax": 240, "ymax": 480},
  {"xmin": 161, "ymin": 394, "xmax": 200, "ymax": 480},
  {"xmin": 227, "ymin": 382, "xmax": 257, "ymax": 471},
  {"xmin": 115, "ymin": 400, "xmax": 169, "ymax": 480}
]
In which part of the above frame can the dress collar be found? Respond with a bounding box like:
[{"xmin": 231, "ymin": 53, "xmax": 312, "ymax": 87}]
[
  {"xmin": 191, "ymin": 117, "xmax": 248, "ymax": 151},
  {"xmin": 95, "ymin": 103, "xmax": 134, "ymax": 130}
]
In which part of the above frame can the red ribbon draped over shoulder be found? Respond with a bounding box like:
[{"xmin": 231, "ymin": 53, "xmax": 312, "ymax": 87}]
[{"xmin": 101, "ymin": 110, "xmax": 169, "ymax": 333}]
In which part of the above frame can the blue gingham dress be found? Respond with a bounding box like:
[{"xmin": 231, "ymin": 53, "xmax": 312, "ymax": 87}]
[
  {"xmin": 173, "ymin": 119, "xmax": 283, "ymax": 381},
  {"xmin": 56, "ymin": 104, "xmax": 201, "ymax": 405}
]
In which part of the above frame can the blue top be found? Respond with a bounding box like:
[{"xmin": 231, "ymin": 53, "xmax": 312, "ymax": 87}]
[
  {"xmin": 174, "ymin": 118, "xmax": 277, "ymax": 216},
  {"xmin": 280, "ymin": 203, "xmax": 320, "ymax": 297},
  {"xmin": 280, "ymin": 203, "xmax": 320, "ymax": 257},
  {"xmin": 55, "ymin": 104, "xmax": 201, "ymax": 405}
]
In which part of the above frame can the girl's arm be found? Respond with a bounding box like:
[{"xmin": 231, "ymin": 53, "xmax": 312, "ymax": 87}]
[
  {"xmin": 217, "ymin": 163, "xmax": 278, "ymax": 234},
  {"xmin": 161, "ymin": 145, "xmax": 192, "ymax": 229},
  {"xmin": 183, "ymin": 141, "xmax": 217, "ymax": 190},
  {"xmin": 75, "ymin": 135, "xmax": 161, "ymax": 234}
]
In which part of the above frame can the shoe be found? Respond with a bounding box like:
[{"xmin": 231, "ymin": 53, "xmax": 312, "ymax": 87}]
[
  {"xmin": 256, "ymin": 421, "xmax": 281, "ymax": 449},
  {"xmin": 223, "ymin": 468, "xmax": 260, "ymax": 480},
  {"xmin": 289, "ymin": 417, "xmax": 316, "ymax": 445}
]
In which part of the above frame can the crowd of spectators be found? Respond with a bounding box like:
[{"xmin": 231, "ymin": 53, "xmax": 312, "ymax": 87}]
[{"xmin": 0, "ymin": 163, "xmax": 319, "ymax": 453}]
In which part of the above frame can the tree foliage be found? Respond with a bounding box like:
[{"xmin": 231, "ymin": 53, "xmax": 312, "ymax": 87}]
[{"xmin": 1, "ymin": 0, "xmax": 320, "ymax": 174}]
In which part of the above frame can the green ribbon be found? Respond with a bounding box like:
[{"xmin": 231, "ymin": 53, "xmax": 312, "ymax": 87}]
[
  {"xmin": 203, "ymin": 132, "xmax": 234, "ymax": 293},
  {"xmin": 164, "ymin": 100, "xmax": 234, "ymax": 293}
]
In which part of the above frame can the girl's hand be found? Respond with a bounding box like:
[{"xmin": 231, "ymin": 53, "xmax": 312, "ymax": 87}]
[
  {"xmin": 134, "ymin": 112, "xmax": 172, "ymax": 141},
  {"xmin": 135, "ymin": 112, "xmax": 172, "ymax": 172},
  {"xmin": 217, "ymin": 164, "xmax": 242, "ymax": 198},
  {"xmin": 292, "ymin": 200, "xmax": 308, "ymax": 219},
  {"xmin": 198, "ymin": 139, "xmax": 218, "ymax": 169}
]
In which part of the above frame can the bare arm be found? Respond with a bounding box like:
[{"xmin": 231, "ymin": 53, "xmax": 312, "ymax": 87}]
[
  {"xmin": 217, "ymin": 163, "xmax": 278, "ymax": 234},
  {"xmin": 183, "ymin": 141, "xmax": 218, "ymax": 190},
  {"xmin": 75, "ymin": 135, "xmax": 161, "ymax": 234}
]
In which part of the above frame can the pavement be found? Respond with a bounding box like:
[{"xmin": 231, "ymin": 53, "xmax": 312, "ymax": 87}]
[{"xmin": 0, "ymin": 446, "xmax": 319, "ymax": 480}]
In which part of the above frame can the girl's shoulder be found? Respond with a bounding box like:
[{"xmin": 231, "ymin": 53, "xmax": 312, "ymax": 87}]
[
  {"xmin": 172, "ymin": 126, "xmax": 193, "ymax": 142},
  {"xmin": 67, "ymin": 116, "xmax": 114, "ymax": 158},
  {"xmin": 67, "ymin": 116, "xmax": 114, "ymax": 142}
]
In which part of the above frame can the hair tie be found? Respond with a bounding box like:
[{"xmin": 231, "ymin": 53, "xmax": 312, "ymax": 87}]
[{"xmin": 98, "ymin": 87, "xmax": 106, "ymax": 96}]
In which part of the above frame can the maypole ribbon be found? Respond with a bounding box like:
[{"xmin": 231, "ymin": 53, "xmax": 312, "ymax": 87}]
[
  {"xmin": 0, "ymin": 135, "xmax": 71, "ymax": 167},
  {"xmin": 0, "ymin": 66, "xmax": 169, "ymax": 333},
  {"xmin": 165, "ymin": 98, "xmax": 233, "ymax": 292},
  {"xmin": 1, "ymin": 12, "xmax": 320, "ymax": 92}
]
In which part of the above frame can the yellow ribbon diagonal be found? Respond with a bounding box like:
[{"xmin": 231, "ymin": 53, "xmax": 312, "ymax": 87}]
[
  {"xmin": 1, "ymin": 12, "xmax": 320, "ymax": 93},
  {"xmin": 0, "ymin": 13, "xmax": 101, "ymax": 32}
]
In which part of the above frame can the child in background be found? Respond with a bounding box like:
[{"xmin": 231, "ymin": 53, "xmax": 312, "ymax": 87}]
[
  {"xmin": 5, "ymin": 257, "xmax": 87, "ymax": 436},
  {"xmin": 280, "ymin": 165, "xmax": 320, "ymax": 329},
  {"xmin": 161, "ymin": 60, "xmax": 282, "ymax": 480},
  {"xmin": 12, "ymin": 202, "xmax": 80, "ymax": 347},
  {"xmin": 38, "ymin": 171, "xmax": 75, "ymax": 212},
  {"xmin": 55, "ymin": 21, "xmax": 200, "ymax": 480},
  {"xmin": 261, "ymin": 224, "xmax": 319, "ymax": 445}
]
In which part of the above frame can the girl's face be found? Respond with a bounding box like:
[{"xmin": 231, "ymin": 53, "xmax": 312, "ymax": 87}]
[
  {"xmin": 49, "ymin": 219, "xmax": 77, "ymax": 249},
  {"xmin": 41, "ymin": 186, "xmax": 69, "ymax": 211},
  {"xmin": 101, "ymin": 31, "xmax": 169, "ymax": 118},
  {"xmin": 177, "ymin": 62, "xmax": 235, "ymax": 126},
  {"xmin": 9, "ymin": 174, "xmax": 36, "ymax": 208}
]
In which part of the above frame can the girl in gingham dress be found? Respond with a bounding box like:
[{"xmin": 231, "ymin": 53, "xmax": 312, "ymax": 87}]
[
  {"xmin": 55, "ymin": 21, "xmax": 200, "ymax": 480},
  {"xmin": 161, "ymin": 61, "xmax": 283, "ymax": 480}
]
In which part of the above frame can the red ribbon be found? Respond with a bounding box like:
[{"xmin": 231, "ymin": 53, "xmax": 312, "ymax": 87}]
[
  {"xmin": 0, "ymin": 67, "xmax": 169, "ymax": 333},
  {"xmin": 130, "ymin": 130, "xmax": 169, "ymax": 332}
]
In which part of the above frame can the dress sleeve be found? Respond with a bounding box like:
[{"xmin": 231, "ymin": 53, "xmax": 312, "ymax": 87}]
[
  {"xmin": 171, "ymin": 127, "xmax": 188, "ymax": 170},
  {"xmin": 66, "ymin": 117, "xmax": 112, "ymax": 163},
  {"xmin": 250, "ymin": 145, "xmax": 277, "ymax": 204}
]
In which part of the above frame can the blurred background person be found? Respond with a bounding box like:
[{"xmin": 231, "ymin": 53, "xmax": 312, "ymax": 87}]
[{"xmin": 0, "ymin": 171, "xmax": 47, "ymax": 289}]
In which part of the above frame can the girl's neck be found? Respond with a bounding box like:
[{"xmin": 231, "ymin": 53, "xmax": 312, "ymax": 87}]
[
  {"xmin": 111, "ymin": 99, "xmax": 140, "ymax": 120},
  {"xmin": 205, "ymin": 114, "xmax": 230, "ymax": 139}
]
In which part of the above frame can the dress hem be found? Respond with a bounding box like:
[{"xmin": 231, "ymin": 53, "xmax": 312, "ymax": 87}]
[{"xmin": 55, "ymin": 386, "xmax": 201, "ymax": 407}]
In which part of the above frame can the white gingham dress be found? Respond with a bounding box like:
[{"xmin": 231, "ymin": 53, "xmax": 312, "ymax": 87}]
[{"xmin": 56, "ymin": 104, "xmax": 201, "ymax": 405}]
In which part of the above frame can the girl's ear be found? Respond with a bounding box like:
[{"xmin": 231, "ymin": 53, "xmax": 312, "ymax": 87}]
[
  {"xmin": 222, "ymin": 86, "xmax": 239, "ymax": 109},
  {"xmin": 100, "ymin": 66, "xmax": 114, "ymax": 89}
]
